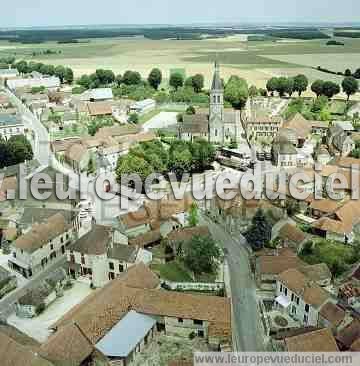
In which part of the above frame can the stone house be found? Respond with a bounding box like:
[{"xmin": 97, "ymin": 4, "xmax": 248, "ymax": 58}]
[
  {"xmin": 245, "ymin": 115, "xmax": 283, "ymax": 141},
  {"xmin": 275, "ymin": 268, "xmax": 332, "ymax": 327},
  {"xmin": 8, "ymin": 213, "xmax": 73, "ymax": 278},
  {"xmin": 327, "ymin": 124, "xmax": 355, "ymax": 157},
  {"xmin": 0, "ymin": 113, "xmax": 25, "ymax": 141},
  {"xmin": 67, "ymin": 225, "xmax": 151, "ymax": 288}
]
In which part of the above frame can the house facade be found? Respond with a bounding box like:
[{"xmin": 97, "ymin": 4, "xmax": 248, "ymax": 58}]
[
  {"xmin": 8, "ymin": 213, "xmax": 73, "ymax": 278},
  {"xmin": 275, "ymin": 268, "xmax": 332, "ymax": 327}
]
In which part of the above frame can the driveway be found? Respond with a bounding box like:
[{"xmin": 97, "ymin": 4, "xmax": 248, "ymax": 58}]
[
  {"xmin": 142, "ymin": 112, "xmax": 178, "ymax": 132},
  {"xmin": 201, "ymin": 215, "xmax": 265, "ymax": 351}
]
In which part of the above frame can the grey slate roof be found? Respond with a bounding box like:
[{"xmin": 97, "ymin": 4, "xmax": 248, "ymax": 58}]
[
  {"xmin": 211, "ymin": 61, "xmax": 223, "ymax": 91},
  {"xmin": 108, "ymin": 244, "xmax": 138, "ymax": 263},
  {"xmin": 95, "ymin": 310, "xmax": 156, "ymax": 358}
]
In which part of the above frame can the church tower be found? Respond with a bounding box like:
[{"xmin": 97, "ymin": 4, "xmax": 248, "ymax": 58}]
[{"xmin": 209, "ymin": 61, "xmax": 224, "ymax": 144}]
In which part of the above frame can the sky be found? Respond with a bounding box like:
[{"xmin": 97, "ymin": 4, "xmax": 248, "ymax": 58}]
[{"xmin": 6, "ymin": 0, "xmax": 360, "ymax": 28}]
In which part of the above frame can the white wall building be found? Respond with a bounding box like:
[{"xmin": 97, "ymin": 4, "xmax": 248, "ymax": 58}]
[{"xmin": 0, "ymin": 114, "xmax": 25, "ymax": 140}]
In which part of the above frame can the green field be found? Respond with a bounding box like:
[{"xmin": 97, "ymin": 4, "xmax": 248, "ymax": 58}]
[{"xmin": 2, "ymin": 36, "xmax": 360, "ymax": 94}]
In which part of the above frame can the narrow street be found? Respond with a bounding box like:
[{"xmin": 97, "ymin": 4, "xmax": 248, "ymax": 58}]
[{"xmin": 201, "ymin": 215, "xmax": 265, "ymax": 352}]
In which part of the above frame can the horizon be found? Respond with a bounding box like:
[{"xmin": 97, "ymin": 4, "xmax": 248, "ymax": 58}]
[{"xmin": 6, "ymin": 0, "xmax": 360, "ymax": 28}]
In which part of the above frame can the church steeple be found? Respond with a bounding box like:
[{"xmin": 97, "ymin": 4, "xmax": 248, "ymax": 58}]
[{"xmin": 211, "ymin": 60, "xmax": 223, "ymax": 91}]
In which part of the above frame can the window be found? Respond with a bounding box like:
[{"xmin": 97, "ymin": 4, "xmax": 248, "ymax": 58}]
[
  {"xmin": 13, "ymin": 252, "xmax": 16, "ymax": 258},
  {"xmin": 280, "ymin": 284, "xmax": 283, "ymax": 292},
  {"xmin": 119, "ymin": 264, "xmax": 124, "ymax": 272},
  {"xmin": 61, "ymin": 245, "xmax": 65, "ymax": 254},
  {"xmin": 304, "ymin": 314, "xmax": 308, "ymax": 324},
  {"xmin": 61, "ymin": 237, "xmax": 64, "ymax": 243},
  {"xmin": 178, "ymin": 318, "xmax": 183, "ymax": 323},
  {"xmin": 296, "ymin": 296, "xmax": 300, "ymax": 305},
  {"xmin": 194, "ymin": 319, "xmax": 203, "ymax": 326},
  {"xmin": 291, "ymin": 294, "xmax": 294, "ymax": 302},
  {"xmin": 284, "ymin": 288, "xmax": 288, "ymax": 296},
  {"xmin": 109, "ymin": 262, "xmax": 114, "ymax": 270},
  {"xmin": 81, "ymin": 255, "xmax": 85, "ymax": 265},
  {"xmin": 50, "ymin": 244, "xmax": 54, "ymax": 250},
  {"xmin": 305, "ymin": 304, "xmax": 310, "ymax": 313},
  {"xmin": 292, "ymin": 306, "xmax": 297, "ymax": 315},
  {"xmin": 198, "ymin": 330, "xmax": 204, "ymax": 338}
]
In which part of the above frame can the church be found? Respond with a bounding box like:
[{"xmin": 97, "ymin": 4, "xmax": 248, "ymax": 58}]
[{"xmin": 178, "ymin": 62, "xmax": 243, "ymax": 145}]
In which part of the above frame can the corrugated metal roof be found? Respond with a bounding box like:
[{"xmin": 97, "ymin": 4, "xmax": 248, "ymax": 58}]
[{"xmin": 95, "ymin": 310, "xmax": 156, "ymax": 358}]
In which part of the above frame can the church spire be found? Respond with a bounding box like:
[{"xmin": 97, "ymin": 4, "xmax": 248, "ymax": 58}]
[{"xmin": 211, "ymin": 60, "xmax": 223, "ymax": 91}]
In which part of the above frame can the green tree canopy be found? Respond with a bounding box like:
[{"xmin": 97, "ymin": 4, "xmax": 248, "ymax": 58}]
[
  {"xmin": 342, "ymin": 76, "xmax": 359, "ymax": 101},
  {"xmin": 122, "ymin": 70, "xmax": 142, "ymax": 85},
  {"xmin": 322, "ymin": 81, "xmax": 340, "ymax": 99},
  {"xmin": 191, "ymin": 74, "xmax": 205, "ymax": 93},
  {"xmin": 54, "ymin": 65, "xmax": 66, "ymax": 83},
  {"xmin": 183, "ymin": 235, "xmax": 221, "ymax": 275},
  {"xmin": 169, "ymin": 72, "xmax": 184, "ymax": 90},
  {"xmin": 311, "ymin": 79, "xmax": 325, "ymax": 97},
  {"xmin": 224, "ymin": 75, "xmax": 249, "ymax": 110},
  {"xmin": 245, "ymin": 209, "xmax": 272, "ymax": 251},
  {"xmin": 116, "ymin": 154, "xmax": 154, "ymax": 182},
  {"xmin": 148, "ymin": 68, "xmax": 162, "ymax": 90},
  {"xmin": 293, "ymin": 74, "xmax": 309, "ymax": 96},
  {"xmin": 266, "ymin": 77, "xmax": 279, "ymax": 95}
]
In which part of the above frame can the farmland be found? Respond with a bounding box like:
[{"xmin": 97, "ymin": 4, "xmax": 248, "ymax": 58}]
[{"xmin": 1, "ymin": 35, "xmax": 360, "ymax": 93}]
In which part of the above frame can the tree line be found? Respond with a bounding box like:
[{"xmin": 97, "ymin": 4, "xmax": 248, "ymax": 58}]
[
  {"xmin": 13, "ymin": 60, "xmax": 74, "ymax": 83},
  {"xmin": 115, "ymin": 139, "xmax": 215, "ymax": 183}
]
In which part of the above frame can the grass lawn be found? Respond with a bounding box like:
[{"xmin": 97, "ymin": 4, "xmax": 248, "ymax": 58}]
[
  {"xmin": 151, "ymin": 261, "xmax": 193, "ymax": 282},
  {"xmin": 299, "ymin": 238, "xmax": 358, "ymax": 276},
  {"xmin": 329, "ymin": 100, "xmax": 347, "ymax": 115},
  {"xmin": 138, "ymin": 109, "xmax": 161, "ymax": 124},
  {"xmin": 50, "ymin": 126, "xmax": 88, "ymax": 140}
]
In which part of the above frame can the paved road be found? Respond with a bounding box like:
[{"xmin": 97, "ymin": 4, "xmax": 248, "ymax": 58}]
[
  {"xmin": 0, "ymin": 257, "xmax": 66, "ymax": 319},
  {"xmin": 4, "ymin": 88, "xmax": 50, "ymax": 166},
  {"xmin": 201, "ymin": 215, "xmax": 265, "ymax": 352}
]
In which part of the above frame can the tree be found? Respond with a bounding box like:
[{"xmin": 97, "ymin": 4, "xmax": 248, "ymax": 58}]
[
  {"xmin": 40, "ymin": 64, "xmax": 55, "ymax": 76},
  {"xmin": 224, "ymin": 75, "xmax": 249, "ymax": 110},
  {"xmin": 77, "ymin": 74, "xmax": 91, "ymax": 89},
  {"xmin": 245, "ymin": 209, "xmax": 272, "ymax": 251},
  {"xmin": 311, "ymin": 79, "xmax": 325, "ymax": 97},
  {"xmin": 128, "ymin": 113, "xmax": 139, "ymax": 124},
  {"xmin": 115, "ymin": 74, "xmax": 123, "ymax": 86},
  {"xmin": 188, "ymin": 203, "xmax": 199, "ymax": 227},
  {"xmin": 15, "ymin": 60, "xmax": 28, "ymax": 74},
  {"xmin": 183, "ymin": 235, "xmax": 221, "ymax": 275},
  {"xmin": 266, "ymin": 77, "xmax": 279, "ymax": 96},
  {"xmin": 190, "ymin": 138, "xmax": 215, "ymax": 171},
  {"xmin": 169, "ymin": 72, "xmax": 184, "ymax": 90},
  {"xmin": 168, "ymin": 140, "xmax": 192, "ymax": 177},
  {"xmin": 284, "ymin": 77, "xmax": 295, "ymax": 97},
  {"xmin": 293, "ymin": 74, "xmax": 309, "ymax": 96},
  {"xmin": 7, "ymin": 135, "xmax": 33, "ymax": 165},
  {"xmin": 342, "ymin": 76, "xmax": 359, "ymax": 101},
  {"xmin": 191, "ymin": 74, "xmax": 204, "ymax": 93},
  {"xmin": 116, "ymin": 154, "xmax": 154, "ymax": 182},
  {"xmin": 54, "ymin": 65, "xmax": 66, "ymax": 83},
  {"xmin": 122, "ymin": 70, "xmax": 142, "ymax": 85},
  {"xmin": 148, "ymin": 68, "xmax": 162, "ymax": 90},
  {"xmin": 249, "ymin": 85, "xmax": 259, "ymax": 99},
  {"xmin": 345, "ymin": 68, "xmax": 352, "ymax": 77},
  {"xmin": 186, "ymin": 105, "xmax": 196, "ymax": 115},
  {"xmin": 275, "ymin": 77, "xmax": 291, "ymax": 97},
  {"xmin": 322, "ymin": 81, "xmax": 340, "ymax": 99},
  {"xmin": 64, "ymin": 68, "xmax": 74, "ymax": 83}
]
